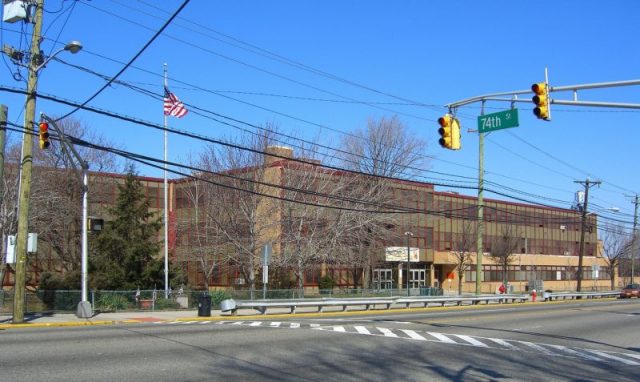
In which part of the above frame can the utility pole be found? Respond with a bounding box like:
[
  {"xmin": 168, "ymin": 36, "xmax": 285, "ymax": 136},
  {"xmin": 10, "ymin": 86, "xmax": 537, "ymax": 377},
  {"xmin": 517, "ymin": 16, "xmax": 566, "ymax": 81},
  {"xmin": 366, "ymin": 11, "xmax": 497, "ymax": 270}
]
[
  {"xmin": 475, "ymin": 101, "xmax": 485, "ymax": 295},
  {"xmin": 630, "ymin": 194, "xmax": 639, "ymax": 285},
  {"xmin": 0, "ymin": 105, "xmax": 6, "ymax": 288},
  {"xmin": 575, "ymin": 179, "xmax": 601, "ymax": 292},
  {"xmin": 13, "ymin": 0, "xmax": 44, "ymax": 324}
]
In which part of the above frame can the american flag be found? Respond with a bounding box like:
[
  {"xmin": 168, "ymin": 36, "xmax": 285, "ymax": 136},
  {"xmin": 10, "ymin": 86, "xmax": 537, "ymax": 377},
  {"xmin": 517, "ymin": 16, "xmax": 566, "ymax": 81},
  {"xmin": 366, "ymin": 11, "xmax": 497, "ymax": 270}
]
[{"xmin": 164, "ymin": 87, "xmax": 188, "ymax": 118}]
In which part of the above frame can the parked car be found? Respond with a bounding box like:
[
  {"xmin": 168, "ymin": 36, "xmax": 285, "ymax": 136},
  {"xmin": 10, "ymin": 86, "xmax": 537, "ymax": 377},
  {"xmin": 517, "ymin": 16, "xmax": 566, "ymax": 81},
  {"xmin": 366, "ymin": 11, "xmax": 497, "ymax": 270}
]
[{"xmin": 619, "ymin": 283, "xmax": 640, "ymax": 298}]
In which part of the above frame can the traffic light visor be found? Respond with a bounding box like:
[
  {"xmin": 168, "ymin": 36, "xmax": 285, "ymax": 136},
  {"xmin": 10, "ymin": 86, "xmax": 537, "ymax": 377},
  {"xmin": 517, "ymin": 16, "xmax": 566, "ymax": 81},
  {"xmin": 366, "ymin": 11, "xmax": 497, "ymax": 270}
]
[
  {"xmin": 438, "ymin": 115, "xmax": 451, "ymax": 127},
  {"xmin": 531, "ymin": 82, "xmax": 546, "ymax": 94}
]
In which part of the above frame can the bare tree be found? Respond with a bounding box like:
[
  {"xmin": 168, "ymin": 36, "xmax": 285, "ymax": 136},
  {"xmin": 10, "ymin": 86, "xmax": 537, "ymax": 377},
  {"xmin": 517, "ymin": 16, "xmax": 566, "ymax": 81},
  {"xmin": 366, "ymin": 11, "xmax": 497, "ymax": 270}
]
[
  {"xmin": 175, "ymin": 175, "xmax": 231, "ymax": 290},
  {"xmin": 337, "ymin": 115, "xmax": 428, "ymax": 288},
  {"xmin": 452, "ymin": 220, "xmax": 476, "ymax": 295},
  {"xmin": 0, "ymin": 118, "xmax": 119, "ymax": 288},
  {"xmin": 600, "ymin": 224, "xmax": 632, "ymax": 289},
  {"xmin": 601, "ymin": 224, "xmax": 631, "ymax": 289},
  {"xmin": 275, "ymin": 145, "xmax": 358, "ymax": 293},
  {"xmin": 488, "ymin": 225, "xmax": 521, "ymax": 287},
  {"xmin": 192, "ymin": 129, "xmax": 280, "ymax": 295}
]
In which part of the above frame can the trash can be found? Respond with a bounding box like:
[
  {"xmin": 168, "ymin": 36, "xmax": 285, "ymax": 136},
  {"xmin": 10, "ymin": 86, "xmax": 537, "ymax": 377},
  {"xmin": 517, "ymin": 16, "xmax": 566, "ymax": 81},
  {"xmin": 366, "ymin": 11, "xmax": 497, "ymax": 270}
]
[{"xmin": 198, "ymin": 293, "xmax": 211, "ymax": 317}]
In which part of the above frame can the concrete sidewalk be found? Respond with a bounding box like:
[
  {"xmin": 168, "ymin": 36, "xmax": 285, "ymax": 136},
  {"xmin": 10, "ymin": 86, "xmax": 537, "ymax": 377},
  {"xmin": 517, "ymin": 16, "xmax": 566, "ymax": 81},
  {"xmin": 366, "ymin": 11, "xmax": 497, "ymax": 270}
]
[{"xmin": 0, "ymin": 309, "xmax": 228, "ymax": 329}]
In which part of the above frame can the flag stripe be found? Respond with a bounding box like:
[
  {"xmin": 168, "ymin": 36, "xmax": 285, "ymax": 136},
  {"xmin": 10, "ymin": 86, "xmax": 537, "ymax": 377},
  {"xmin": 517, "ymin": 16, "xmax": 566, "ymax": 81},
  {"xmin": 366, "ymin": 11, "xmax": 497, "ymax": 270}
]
[{"xmin": 164, "ymin": 87, "xmax": 188, "ymax": 118}]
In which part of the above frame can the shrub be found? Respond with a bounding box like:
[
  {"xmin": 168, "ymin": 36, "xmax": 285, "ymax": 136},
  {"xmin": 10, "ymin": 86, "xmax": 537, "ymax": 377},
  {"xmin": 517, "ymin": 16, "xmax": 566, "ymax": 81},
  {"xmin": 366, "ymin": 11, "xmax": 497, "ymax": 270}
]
[
  {"xmin": 318, "ymin": 275, "xmax": 336, "ymax": 291},
  {"xmin": 211, "ymin": 290, "xmax": 231, "ymax": 308},
  {"xmin": 97, "ymin": 294, "xmax": 130, "ymax": 312},
  {"xmin": 154, "ymin": 298, "xmax": 180, "ymax": 310}
]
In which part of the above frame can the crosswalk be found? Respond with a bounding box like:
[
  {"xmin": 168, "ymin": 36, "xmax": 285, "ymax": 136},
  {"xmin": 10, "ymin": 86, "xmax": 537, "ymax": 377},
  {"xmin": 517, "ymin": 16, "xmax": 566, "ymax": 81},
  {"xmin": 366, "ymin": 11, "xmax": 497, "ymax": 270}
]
[{"xmin": 151, "ymin": 320, "xmax": 640, "ymax": 366}]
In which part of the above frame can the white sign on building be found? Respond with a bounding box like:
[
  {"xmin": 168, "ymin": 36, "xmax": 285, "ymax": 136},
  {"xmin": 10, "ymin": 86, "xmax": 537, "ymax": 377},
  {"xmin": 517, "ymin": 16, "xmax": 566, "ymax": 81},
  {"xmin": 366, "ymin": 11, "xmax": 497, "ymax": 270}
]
[{"xmin": 385, "ymin": 247, "xmax": 420, "ymax": 262}]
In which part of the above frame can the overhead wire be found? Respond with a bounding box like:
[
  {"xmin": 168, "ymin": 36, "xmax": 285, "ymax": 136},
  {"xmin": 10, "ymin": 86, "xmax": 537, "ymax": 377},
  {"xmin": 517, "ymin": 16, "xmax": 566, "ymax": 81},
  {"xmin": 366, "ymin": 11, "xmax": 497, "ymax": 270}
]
[
  {"xmin": 55, "ymin": 0, "xmax": 191, "ymax": 122},
  {"xmin": 78, "ymin": 0, "xmax": 438, "ymax": 124},
  {"xmin": 2, "ymin": 84, "xmax": 622, "ymax": 216}
]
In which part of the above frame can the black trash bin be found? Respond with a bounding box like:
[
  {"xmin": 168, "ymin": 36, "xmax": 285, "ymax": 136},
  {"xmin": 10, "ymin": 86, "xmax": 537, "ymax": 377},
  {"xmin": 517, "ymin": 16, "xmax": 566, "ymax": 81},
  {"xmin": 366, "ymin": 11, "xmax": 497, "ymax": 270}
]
[{"xmin": 198, "ymin": 293, "xmax": 211, "ymax": 317}]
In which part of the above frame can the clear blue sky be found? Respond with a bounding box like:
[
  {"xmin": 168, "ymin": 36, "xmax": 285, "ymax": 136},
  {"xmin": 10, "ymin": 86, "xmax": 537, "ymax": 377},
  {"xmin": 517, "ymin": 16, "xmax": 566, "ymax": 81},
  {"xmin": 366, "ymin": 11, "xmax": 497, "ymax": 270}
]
[{"xmin": 2, "ymin": 0, "xmax": 639, "ymax": 228}]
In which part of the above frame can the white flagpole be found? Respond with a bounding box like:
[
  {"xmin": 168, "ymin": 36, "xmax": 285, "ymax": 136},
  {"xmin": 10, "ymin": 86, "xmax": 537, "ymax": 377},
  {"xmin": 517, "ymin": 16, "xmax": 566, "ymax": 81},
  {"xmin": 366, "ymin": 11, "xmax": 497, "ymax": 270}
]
[{"xmin": 163, "ymin": 63, "xmax": 169, "ymax": 299}]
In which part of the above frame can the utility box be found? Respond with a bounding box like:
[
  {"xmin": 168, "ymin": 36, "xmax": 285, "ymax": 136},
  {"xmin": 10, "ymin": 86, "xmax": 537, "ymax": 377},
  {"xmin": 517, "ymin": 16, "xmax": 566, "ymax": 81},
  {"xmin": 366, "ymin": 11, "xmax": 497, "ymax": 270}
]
[
  {"xmin": 3, "ymin": 1, "xmax": 27, "ymax": 23},
  {"xmin": 5, "ymin": 233, "xmax": 37, "ymax": 263}
]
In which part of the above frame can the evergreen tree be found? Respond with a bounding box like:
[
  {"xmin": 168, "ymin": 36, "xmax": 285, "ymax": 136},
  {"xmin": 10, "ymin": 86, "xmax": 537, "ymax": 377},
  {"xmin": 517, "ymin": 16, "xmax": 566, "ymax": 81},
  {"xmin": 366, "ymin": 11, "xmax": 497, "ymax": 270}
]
[{"xmin": 90, "ymin": 166, "xmax": 163, "ymax": 290}]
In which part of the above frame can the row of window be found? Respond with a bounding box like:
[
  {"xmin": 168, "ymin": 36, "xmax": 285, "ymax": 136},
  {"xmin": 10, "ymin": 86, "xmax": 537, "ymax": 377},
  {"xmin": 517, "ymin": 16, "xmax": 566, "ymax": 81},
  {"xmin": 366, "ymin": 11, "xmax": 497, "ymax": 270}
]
[{"xmin": 464, "ymin": 265, "xmax": 611, "ymax": 282}]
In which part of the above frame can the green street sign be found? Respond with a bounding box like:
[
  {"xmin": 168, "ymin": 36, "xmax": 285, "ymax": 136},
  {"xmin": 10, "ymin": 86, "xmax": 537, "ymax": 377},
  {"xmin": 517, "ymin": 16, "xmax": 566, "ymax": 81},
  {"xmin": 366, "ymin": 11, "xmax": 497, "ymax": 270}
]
[{"xmin": 478, "ymin": 109, "xmax": 519, "ymax": 133}]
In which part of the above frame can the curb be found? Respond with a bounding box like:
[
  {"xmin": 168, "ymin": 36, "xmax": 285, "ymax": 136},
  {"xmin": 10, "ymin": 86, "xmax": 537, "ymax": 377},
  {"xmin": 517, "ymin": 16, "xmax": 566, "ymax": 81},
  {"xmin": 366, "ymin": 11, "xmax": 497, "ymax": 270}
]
[
  {"xmin": 0, "ymin": 297, "xmax": 618, "ymax": 330},
  {"xmin": 0, "ymin": 320, "xmax": 119, "ymax": 330}
]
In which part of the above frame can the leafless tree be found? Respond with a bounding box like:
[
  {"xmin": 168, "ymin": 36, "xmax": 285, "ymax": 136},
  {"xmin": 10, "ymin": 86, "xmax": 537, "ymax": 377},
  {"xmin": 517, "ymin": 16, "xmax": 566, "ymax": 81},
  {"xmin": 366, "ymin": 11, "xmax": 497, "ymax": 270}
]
[
  {"xmin": 452, "ymin": 220, "xmax": 476, "ymax": 295},
  {"xmin": 488, "ymin": 225, "xmax": 521, "ymax": 286},
  {"xmin": 192, "ymin": 129, "xmax": 281, "ymax": 295},
  {"xmin": 175, "ymin": 174, "xmax": 231, "ymax": 290},
  {"xmin": 337, "ymin": 115, "xmax": 428, "ymax": 288},
  {"xmin": 275, "ymin": 144, "xmax": 359, "ymax": 293},
  {"xmin": 0, "ymin": 118, "xmax": 119, "ymax": 287},
  {"xmin": 600, "ymin": 223, "xmax": 631, "ymax": 289}
]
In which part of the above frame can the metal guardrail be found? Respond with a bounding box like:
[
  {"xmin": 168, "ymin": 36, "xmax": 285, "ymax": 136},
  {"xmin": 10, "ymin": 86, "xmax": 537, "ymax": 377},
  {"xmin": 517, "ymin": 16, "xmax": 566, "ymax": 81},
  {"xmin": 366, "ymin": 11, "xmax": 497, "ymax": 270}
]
[
  {"xmin": 221, "ymin": 294, "xmax": 530, "ymax": 315},
  {"xmin": 543, "ymin": 291, "xmax": 619, "ymax": 301},
  {"xmin": 221, "ymin": 291, "xmax": 621, "ymax": 315}
]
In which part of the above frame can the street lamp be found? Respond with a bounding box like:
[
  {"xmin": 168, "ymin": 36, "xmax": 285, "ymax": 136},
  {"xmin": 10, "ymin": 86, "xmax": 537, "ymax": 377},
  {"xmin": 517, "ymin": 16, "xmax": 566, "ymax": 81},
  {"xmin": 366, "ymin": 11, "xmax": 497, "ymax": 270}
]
[
  {"xmin": 33, "ymin": 40, "xmax": 83, "ymax": 71},
  {"xmin": 9, "ymin": 3, "xmax": 84, "ymax": 324},
  {"xmin": 404, "ymin": 231, "xmax": 413, "ymax": 296}
]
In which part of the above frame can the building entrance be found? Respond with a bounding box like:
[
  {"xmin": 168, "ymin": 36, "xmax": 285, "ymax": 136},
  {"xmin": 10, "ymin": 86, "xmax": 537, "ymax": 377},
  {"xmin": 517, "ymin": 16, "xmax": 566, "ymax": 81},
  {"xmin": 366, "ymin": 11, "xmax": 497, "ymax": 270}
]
[{"xmin": 373, "ymin": 268, "xmax": 393, "ymax": 289}]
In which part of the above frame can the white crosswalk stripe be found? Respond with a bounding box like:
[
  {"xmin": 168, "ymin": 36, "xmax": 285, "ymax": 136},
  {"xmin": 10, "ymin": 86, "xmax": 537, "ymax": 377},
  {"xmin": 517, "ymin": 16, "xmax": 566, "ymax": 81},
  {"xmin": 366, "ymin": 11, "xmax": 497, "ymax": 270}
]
[
  {"xmin": 455, "ymin": 334, "xmax": 489, "ymax": 347},
  {"xmin": 400, "ymin": 329, "xmax": 427, "ymax": 341},
  {"xmin": 546, "ymin": 344, "xmax": 604, "ymax": 362},
  {"xmin": 584, "ymin": 350, "xmax": 640, "ymax": 366},
  {"xmin": 426, "ymin": 332, "xmax": 458, "ymax": 344},
  {"xmin": 377, "ymin": 327, "xmax": 399, "ymax": 338},
  {"xmin": 487, "ymin": 337, "xmax": 518, "ymax": 350},
  {"xmin": 149, "ymin": 320, "xmax": 640, "ymax": 366},
  {"xmin": 519, "ymin": 341, "xmax": 556, "ymax": 356}
]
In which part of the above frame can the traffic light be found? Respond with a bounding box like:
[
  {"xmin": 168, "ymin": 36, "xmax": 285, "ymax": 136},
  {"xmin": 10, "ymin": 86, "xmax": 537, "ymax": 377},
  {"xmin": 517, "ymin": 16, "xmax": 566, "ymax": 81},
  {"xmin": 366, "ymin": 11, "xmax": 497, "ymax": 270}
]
[
  {"xmin": 38, "ymin": 121, "xmax": 50, "ymax": 149},
  {"xmin": 438, "ymin": 114, "xmax": 461, "ymax": 150},
  {"xmin": 531, "ymin": 82, "xmax": 550, "ymax": 120}
]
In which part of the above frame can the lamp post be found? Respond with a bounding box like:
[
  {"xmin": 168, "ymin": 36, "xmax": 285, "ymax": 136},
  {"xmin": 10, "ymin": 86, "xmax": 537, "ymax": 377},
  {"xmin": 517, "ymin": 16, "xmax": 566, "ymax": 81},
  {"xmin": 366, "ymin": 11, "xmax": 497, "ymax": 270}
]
[
  {"xmin": 404, "ymin": 231, "xmax": 413, "ymax": 296},
  {"xmin": 8, "ymin": 0, "xmax": 83, "ymax": 324}
]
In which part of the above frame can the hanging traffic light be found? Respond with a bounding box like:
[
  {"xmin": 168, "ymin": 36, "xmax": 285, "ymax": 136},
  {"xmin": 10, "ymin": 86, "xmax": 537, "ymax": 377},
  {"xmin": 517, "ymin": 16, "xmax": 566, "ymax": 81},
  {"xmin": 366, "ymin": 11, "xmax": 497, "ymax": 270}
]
[
  {"xmin": 531, "ymin": 82, "xmax": 550, "ymax": 120},
  {"xmin": 438, "ymin": 114, "xmax": 461, "ymax": 150},
  {"xmin": 38, "ymin": 121, "xmax": 50, "ymax": 149}
]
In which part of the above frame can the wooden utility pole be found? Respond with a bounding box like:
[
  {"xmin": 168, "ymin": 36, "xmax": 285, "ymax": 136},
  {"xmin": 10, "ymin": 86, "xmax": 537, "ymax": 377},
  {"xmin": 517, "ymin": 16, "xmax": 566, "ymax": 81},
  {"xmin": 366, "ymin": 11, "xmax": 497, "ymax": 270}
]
[
  {"xmin": 0, "ymin": 105, "xmax": 7, "ymax": 289},
  {"xmin": 13, "ymin": 0, "xmax": 44, "ymax": 324},
  {"xmin": 575, "ymin": 179, "xmax": 601, "ymax": 292},
  {"xmin": 630, "ymin": 194, "xmax": 639, "ymax": 285}
]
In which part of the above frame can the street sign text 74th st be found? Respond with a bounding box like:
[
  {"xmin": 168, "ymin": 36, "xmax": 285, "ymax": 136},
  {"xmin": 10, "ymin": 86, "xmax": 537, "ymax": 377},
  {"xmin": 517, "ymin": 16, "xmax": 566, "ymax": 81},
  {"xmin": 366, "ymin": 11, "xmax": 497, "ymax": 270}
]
[{"xmin": 477, "ymin": 109, "xmax": 519, "ymax": 133}]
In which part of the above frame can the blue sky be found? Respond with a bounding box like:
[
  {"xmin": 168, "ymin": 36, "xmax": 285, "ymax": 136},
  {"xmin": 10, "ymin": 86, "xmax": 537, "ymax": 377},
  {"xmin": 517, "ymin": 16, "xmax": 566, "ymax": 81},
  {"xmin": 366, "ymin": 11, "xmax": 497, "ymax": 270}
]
[{"xmin": 1, "ymin": 0, "xmax": 639, "ymax": 228}]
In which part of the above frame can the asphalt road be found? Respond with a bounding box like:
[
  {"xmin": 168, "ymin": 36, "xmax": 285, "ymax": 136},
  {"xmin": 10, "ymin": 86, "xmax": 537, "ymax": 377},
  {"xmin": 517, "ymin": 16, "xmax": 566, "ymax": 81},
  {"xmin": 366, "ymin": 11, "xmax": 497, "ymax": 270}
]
[{"xmin": 1, "ymin": 299, "xmax": 639, "ymax": 381}]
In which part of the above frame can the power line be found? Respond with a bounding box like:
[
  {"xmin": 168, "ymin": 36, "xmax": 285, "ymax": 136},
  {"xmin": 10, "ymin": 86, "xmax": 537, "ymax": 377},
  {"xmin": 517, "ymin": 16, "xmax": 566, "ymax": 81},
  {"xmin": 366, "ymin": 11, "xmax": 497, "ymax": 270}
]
[
  {"xmin": 55, "ymin": 0, "xmax": 191, "ymax": 121},
  {"xmin": 107, "ymin": 0, "xmax": 445, "ymax": 113}
]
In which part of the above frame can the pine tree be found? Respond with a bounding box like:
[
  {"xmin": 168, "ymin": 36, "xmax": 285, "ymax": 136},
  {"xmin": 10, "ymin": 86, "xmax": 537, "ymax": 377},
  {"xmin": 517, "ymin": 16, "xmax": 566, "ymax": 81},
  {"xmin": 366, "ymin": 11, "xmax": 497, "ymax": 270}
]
[{"xmin": 90, "ymin": 166, "xmax": 163, "ymax": 290}]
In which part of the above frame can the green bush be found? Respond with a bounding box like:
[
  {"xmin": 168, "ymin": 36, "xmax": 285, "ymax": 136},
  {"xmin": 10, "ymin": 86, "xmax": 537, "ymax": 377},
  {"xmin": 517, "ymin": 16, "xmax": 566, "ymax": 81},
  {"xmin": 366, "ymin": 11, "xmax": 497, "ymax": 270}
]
[
  {"xmin": 211, "ymin": 290, "xmax": 231, "ymax": 308},
  {"xmin": 318, "ymin": 275, "xmax": 336, "ymax": 291},
  {"xmin": 97, "ymin": 294, "xmax": 130, "ymax": 312},
  {"xmin": 154, "ymin": 298, "xmax": 180, "ymax": 310}
]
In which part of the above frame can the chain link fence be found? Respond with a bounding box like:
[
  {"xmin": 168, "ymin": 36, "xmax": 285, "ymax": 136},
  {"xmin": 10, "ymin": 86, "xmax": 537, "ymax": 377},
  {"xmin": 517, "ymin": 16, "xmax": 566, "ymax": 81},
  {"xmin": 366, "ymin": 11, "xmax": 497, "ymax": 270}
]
[{"xmin": 0, "ymin": 287, "xmax": 442, "ymax": 314}]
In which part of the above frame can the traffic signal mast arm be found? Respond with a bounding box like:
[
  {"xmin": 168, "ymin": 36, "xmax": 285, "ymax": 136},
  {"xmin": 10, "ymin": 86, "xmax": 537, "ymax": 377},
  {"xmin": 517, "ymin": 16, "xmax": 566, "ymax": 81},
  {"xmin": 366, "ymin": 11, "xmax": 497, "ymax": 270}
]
[{"xmin": 446, "ymin": 78, "xmax": 640, "ymax": 110}]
